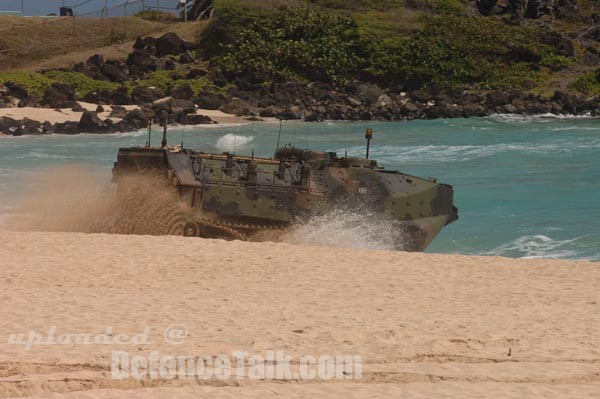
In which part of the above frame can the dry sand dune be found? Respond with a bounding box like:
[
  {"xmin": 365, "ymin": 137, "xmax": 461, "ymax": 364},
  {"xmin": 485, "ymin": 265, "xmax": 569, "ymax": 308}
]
[{"xmin": 0, "ymin": 231, "xmax": 599, "ymax": 398}]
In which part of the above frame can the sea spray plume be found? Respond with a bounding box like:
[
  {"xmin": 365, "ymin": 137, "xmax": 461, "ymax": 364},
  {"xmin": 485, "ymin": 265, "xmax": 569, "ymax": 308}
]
[
  {"xmin": 1, "ymin": 166, "xmax": 192, "ymax": 236},
  {"xmin": 1, "ymin": 166, "xmax": 117, "ymax": 233},
  {"xmin": 283, "ymin": 207, "xmax": 411, "ymax": 251},
  {"xmin": 215, "ymin": 134, "xmax": 254, "ymax": 152}
]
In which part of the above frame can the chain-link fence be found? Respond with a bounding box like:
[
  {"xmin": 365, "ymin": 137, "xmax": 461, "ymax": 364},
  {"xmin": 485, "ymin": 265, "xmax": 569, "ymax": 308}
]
[{"xmin": 0, "ymin": 0, "xmax": 183, "ymax": 70}]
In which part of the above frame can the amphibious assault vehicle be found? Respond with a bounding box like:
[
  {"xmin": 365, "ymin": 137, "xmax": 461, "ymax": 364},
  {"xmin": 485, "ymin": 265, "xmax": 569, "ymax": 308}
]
[{"xmin": 112, "ymin": 127, "xmax": 458, "ymax": 251}]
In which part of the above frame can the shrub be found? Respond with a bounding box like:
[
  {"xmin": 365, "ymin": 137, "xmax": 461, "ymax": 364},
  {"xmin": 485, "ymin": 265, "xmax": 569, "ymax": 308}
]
[
  {"xmin": 540, "ymin": 53, "xmax": 573, "ymax": 71},
  {"xmin": 571, "ymin": 72, "xmax": 600, "ymax": 95},
  {"xmin": 42, "ymin": 71, "xmax": 120, "ymax": 97},
  {"xmin": 213, "ymin": 6, "xmax": 364, "ymax": 86},
  {"xmin": 397, "ymin": 16, "xmax": 563, "ymax": 89},
  {"xmin": 105, "ymin": 29, "xmax": 127, "ymax": 45},
  {"xmin": 137, "ymin": 70, "xmax": 215, "ymax": 95},
  {"xmin": 0, "ymin": 71, "xmax": 53, "ymax": 97},
  {"xmin": 134, "ymin": 10, "xmax": 177, "ymax": 22}
]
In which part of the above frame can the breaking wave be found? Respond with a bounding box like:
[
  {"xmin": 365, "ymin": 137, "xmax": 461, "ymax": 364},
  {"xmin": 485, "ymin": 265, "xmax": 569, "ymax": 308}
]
[
  {"xmin": 487, "ymin": 113, "xmax": 594, "ymax": 123},
  {"xmin": 215, "ymin": 134, "xmax": 255, "ymax": 152},
  {"xmin": 479, "ymin": 234, "xmax": 585, "ymax": 259},
  {"xmin": 342, "ymin": 139, "xmax": 600, "ymax": 163}
]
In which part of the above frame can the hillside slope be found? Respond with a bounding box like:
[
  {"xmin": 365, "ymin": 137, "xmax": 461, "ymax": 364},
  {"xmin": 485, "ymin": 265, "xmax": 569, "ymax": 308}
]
[{"xmin": 0, "ymin": 15, "xmax": 205, "ymax": 71}]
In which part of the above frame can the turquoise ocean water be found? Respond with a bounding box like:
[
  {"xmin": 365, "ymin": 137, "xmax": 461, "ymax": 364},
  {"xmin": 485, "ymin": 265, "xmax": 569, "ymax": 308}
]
[{"xmin": 1, "ymin": 115, "xmax": 598, "ymax": 260}]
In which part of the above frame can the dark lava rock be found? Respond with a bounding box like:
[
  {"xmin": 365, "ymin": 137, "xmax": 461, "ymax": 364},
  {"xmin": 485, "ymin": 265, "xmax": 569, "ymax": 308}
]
[
  {"xmin": 96, "ymin": 105, "xmax": 105, "ymax": 113},
  {"xmin": 78, "ymin": 111, "xmax": 112, "ymax": 133},
  {"xmin": 219, "ymin": 98, "xmax": 252, "ymax": 116},
  {"xmin": 277, "ymin": 107, "xmax": 303, "ymax": 120},
  {"xmin": 539, "ymin": 31, "xmax": 574, "ymax": 57},
  {"xmin": 162, "ymin": 59, "xmax": 177, "ymax": 71},
  {"xmin": 127, "ymin": 49, "xmax": 157, "ymax": 76},
  {"xmin": 410, "ymin": 90, "xmax": 433, "ymax": 103},
  {"xmin": 131, "ymin": 86, "xmax": 165, "ymax": 105},
  {"xmin": 53, "ymin": 121, "xmax": 80, "ymax": 135},
  {"xmin": 71, "ymin": 103, "xmax": 85, "ymax": 112},
  {"xmin": 82, "ymin": 91, "xmax": 101, "ymax": 104},
  {"xmin": 400, "ymin": 101, "xmax": 420, "ymax": 116},
  {"xmin": 187, "ymin": 68, "xmax": 207, "ymax": 79},
  {"xmin": 486, "ymin": 91, "xmax": 510, "ymax": 106},
  {"xmin": 4, "ymin": 81, "xmax": 29, "ymax": 100},
  {"xmin": 12, "ymin": 119, "xmax": 43, "ymax": 136},
  {"xmin": 111, "ymin": 87, "xmax": 132, "ymax": 106},
  {"xmin": 179, "ymin": 52, "xmax": 194, "ymax": 64},
  {"xmin": 171, "ymin": 99, "xmax": 197, "ymax": 123},
  {"xmin": 0, "ymin": 116, "xmax": 19, "ymax": 134},
  {"xmin": 109, "ymin": 105, "xmax": 128, "ymax": 118},
  {"xmin": 181, "ymin": 113, "xmax": 214, "ymax": 125},
  {"xmin": 44, "ymin": 83, "xmax": 75, "ymax": 108},
  {"xmin": 87, "ymin": 54, "xmax": 105, "ymax": 67},
  {"xmin": 101, "ymin": 63, "xmax": 128, "ymax": 83},
  {"xmin": 506, "ymin": 45, "xmax": 542, "ymax": 63},
  {"xmin": 122, "ymin": 109, "xmax": 149, "ymax": 130},
  {"xmin": 133, "ymin": 37, "xmax": 147, "ymax": 50},
  {"xmin": 477, "ymin": 0, "xmax": 576, "ymax": 19},
  {"xmin": 154, "ymin": 32, "xmax": 193, "ymax": 57},
  {"xmin": 171, "ymin": 84, "xmax": 194, "ymax": 100},
  {"xmin": 259, "ymin": 106, "xmax": 280, "ymax": 118}
]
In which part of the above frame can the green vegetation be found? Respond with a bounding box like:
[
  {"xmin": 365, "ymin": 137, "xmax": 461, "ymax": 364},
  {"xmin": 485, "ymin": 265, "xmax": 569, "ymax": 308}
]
[
  {"xmin": 105, "ymin": 29, "xmax": 127, "ymax": 45},
  {"xmin": 213, "ymin": 6, "xmax": 363, "ymax": 86},
  {"xmin": 398, "ymin": 16, "xmax": 562, "ymax": 89},
  {"xmin": 540, "ymin": 53, "xmax": 573, "ymax": 71},
  {"xmin": 205, "ymin": 3, "xmax": 568, "ymax": 90},
  {"xmin": 571, "ymin": 72, "xmax": 600, "ymax": 95},
  {"xmin": 42, "ymin": 71, "xmax": 120, "ymax": 97},
  {"xmin": 134, "ymin": 10, "xmax": 178, "ymax": 21},
  {"xmin": 0, "ymin": 71, "xmax": 52, "ymax": 97},
  {"xmin": 0, "ymin": 70, "xmax": 122, "ymax": 98},
  {"xmin": 137, "ymin": 70, "xmax": 215, "ymax": 95},
  {"xmin": 0, "ymin": 14, "xmax": 173, "ymax": 71}
]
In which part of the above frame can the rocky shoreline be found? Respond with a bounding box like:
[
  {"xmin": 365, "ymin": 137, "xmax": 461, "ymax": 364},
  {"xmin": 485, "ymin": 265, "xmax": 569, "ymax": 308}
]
[{"xmin": 1, "ymin": 32, "xmax": 599, "ymax": 136}]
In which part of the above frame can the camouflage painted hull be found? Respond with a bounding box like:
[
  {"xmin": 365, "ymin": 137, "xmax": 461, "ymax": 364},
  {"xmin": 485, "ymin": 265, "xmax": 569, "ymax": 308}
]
[{"xmin": 112, "ymin": 146, "xmax": 458, "ymax": 251}]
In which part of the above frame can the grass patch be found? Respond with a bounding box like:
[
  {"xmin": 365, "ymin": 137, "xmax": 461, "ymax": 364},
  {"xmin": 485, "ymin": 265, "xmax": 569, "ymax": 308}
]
[
  {"xmin": 398, "ymin": 16, "xmax": 566, "ymax": 89},
  {"xmin": 571, "ymin": 72, "xmax": 600, "ymax": 95},
  {"xmin": 134, "ymin": 10, "xmax": 180, "ymax": 22},
  {"xmin": 42, "ymin": 71, "xmax": 120, "ymax": 97},
  {"xmin": 213, "ymin": 6, "xmax": 364, "ymax": 86},
  {"xmin": 137, "ymin": 70, "xmax": 215, "ymax": 95},
  {"xmin": 0, "ymin": 70, "xmax": 124, "ymax": 98},
  {"xmin": 0, "ymin": 71, "xmax": 53, "ymax": 97}
]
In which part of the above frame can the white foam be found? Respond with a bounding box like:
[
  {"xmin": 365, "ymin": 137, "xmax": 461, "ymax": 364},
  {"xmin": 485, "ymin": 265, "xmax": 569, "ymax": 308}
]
[
  {"xmin": 487, "ymin": 113, "xmax": 594, "ymax": 123},
  {"xmin": 341, "ymin": 138, "xmax": 600, "ymax": 163},
  {"xmin": 173, "ymin": 123, "xmax": 247, "ymax": 131},
  {"xmin": 479, "ymin": 234, "xmax": 584, "ymax": 259},
  {"xmin": 285, "ymin": 208, "xmax": 403, "ymax": 251},
  {"xmin": 215, "ymin": 134, "xmax": 255, "ymax": 152}
]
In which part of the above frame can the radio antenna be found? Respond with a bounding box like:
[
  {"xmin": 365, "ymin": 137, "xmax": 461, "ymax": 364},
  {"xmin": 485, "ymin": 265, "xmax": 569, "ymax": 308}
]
[
  {"xmin": 305, "ymin": 122, "xmax": 309, "ymax": 148},
  {"xmin": 251, "ymin": 125, "xmax": 256, "ymax": 159},
  {"xmin": 292, "ymin": 120, "xmax": 297, "ymax": 148},
  {"xmin": 146, "ymin": 119, "xmax": 152, "ymax": 147},
  {"xmin": 344, "ymin": 134, "xmax": 348, "ymax": 158},
  {"xmin": 275, "ymin": 119, "xmax": 283, "ymax": 155},
  {"xmin": 161, "ymin": 111, "xmax": 168, "ymax": 148},
  {"xmin": 365, "ymin": 128, "xmax": 373, "ymax": 159}
]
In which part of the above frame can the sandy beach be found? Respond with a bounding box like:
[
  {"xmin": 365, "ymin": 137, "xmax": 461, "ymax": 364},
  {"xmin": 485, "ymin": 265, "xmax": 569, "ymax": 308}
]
[
  {"xmin": 0, "ymin": 103, "xmax": 250, "ymax": 127},
  {"xmin": 0, "ymin": 231, "xmax": 598, "ymax": 398}
]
